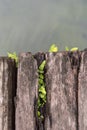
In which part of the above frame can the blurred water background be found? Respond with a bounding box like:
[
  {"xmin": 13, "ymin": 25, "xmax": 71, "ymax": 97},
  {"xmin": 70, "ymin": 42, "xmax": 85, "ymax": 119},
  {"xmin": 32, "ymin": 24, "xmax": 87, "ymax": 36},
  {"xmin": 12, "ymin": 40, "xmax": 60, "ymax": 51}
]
[{"xmin": 0, "ymin": 0, "xmax": 87, "ymax": 55}]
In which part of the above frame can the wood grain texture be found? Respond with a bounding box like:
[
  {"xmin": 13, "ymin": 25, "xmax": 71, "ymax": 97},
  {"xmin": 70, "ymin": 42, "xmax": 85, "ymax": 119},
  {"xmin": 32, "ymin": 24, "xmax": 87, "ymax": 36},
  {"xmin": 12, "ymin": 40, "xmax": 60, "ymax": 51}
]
[
  {"xmin": 44, "ymin": 52, "xmax": 80, "ymax": 130},
  {"xmin": 16, "ymin": 53, "xmax": 38, "ymax": 130},
  {"xmin": 78, "ymin": 51, "xmax": 87, "ymax": 130},
  {"xmin": 0, "ymin": 58, "xmax": 16, "ymax": 130}
]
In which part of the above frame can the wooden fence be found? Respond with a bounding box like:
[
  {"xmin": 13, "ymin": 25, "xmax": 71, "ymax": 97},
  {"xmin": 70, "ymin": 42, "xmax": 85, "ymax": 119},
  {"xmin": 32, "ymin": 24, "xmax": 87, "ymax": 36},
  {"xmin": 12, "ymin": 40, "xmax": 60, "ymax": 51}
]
[{"xmin": 0, "ymin": 50, "xmax": 87, "ymax": 130}]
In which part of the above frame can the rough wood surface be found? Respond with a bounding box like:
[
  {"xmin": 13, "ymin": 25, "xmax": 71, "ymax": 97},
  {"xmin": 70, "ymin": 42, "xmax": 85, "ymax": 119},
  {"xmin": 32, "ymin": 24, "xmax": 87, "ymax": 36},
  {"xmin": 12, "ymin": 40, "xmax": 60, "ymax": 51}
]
[
  {"xmin": 16, "ymin": 53, "xmax": 38, "ymax": 130},
  {"xmin": 44, "ymin": 52, "xmax": 80, "ymax": 130},
  {"xmin": 78, "ymin": 51, "xmax": 87, "ymax": 130},
  {"xmin": 0, "ymin": 58, "xmax": 16, "ymax": 130}
]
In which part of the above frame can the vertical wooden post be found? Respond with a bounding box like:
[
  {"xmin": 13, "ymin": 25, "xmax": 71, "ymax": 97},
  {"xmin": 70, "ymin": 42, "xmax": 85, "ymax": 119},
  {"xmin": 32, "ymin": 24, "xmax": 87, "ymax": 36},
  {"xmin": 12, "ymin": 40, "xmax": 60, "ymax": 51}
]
[
  {"xmin": 0, "ymin": 58, "xmax": 16, "ymax": 130},
  {"xmin": 78, "ymin": 51, "xmax": 87, "ymax": 130},
  {"xmin": 16, "ymin": 53, "xmax": 38, "ymax": 130},
  {"xmin": 44, "ymin": 52, "xmax": 79, "ymax": 130}
]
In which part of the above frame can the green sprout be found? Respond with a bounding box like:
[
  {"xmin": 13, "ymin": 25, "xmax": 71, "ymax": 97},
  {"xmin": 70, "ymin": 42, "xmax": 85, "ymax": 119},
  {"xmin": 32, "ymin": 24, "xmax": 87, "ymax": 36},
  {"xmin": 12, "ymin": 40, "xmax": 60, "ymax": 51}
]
[
  {"xmin": 70, "ymin": 47, "xmax": 78, "ymax": 51},
  {"xmin": 49, "ymin": 44, "xmax": 58, "ymax": 52},
  {"xmin": 65, "ymin": 46, "xmax": 78, "ymax": 52},
  {"xmin": 39, "ymin": 60, "xmax": 46, "ymax": 70},
  {"xmin": 7, "ymin": 52, "xmax": 18, "ymax": 67},
  {"xmin": 65, "ymin": 46, "xmax": 69, "ymax": 51},
  {"xmin": 37, "ymin": 44, "xmax": 58, "ymax": 119}
]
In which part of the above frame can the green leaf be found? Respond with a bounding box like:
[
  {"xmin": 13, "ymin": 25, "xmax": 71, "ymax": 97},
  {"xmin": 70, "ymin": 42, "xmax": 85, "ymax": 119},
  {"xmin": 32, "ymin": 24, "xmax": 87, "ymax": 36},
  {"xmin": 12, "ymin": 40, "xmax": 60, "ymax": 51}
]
[
  {"xmin": 70, "ymin": 47, "xmax": 78, "ymax": 51},
  {"xmin": 7, "ymin": 52, "xmax": 18, "ymax": 67},
  {"xmin": 39, "ymin": 93, "xmax": 45, "ymax": 99},
  {"xmin": 37, "ymin": 98, "xmax": 42, "ymax": 107},
  {"xmin": 38, "ymin": 111, "xmax": 44, "ymax": 119},
  {"xmin": 49, "ymin": 44, "xmax": 58, "ymax": 52},
  {"xmin": 39, "ymin": 86, "xmax": 46, "ymax": 95},
  {"xmin": 65, "ymin": 46, "xmax": 69, "ymax": 51},
  {"xmin": 39, "ymin": 60, "xmax": 46, "ymax": 71},
  {"xmin": 38, "ymin": 69, "xmax": 44, "ymax": 74},
  {"xmin": 37, "ymin": 111, "xmax": 41, "ymax": 117},
  {"xmin": 39, "ymin": 74, "xmax": 44, "ymax": 79},
  {"xmin": 40, "ymin": 115, "xmax": 44, "ymax": 119},
  {"xmin": 38, "ymin": 78, "xmax": 44, "ymax": 85}
]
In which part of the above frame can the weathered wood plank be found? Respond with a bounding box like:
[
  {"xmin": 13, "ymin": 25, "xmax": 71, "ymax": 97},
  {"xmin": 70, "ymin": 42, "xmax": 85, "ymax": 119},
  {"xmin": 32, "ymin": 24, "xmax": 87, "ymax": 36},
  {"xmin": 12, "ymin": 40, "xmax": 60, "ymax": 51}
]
[
  {"xmin": 44, "ymin": 52, "xmax": 80, "ymax": 130},
  {"xmin": 0, "ymin": 58, "xmax": 16, "ymax": 130},
  {"xmin": 78, "ymin": 51, "xmax": 87, "ymax": 130},
  {"xmin": 16, "ymin": 53, "xmax": 38, "ymax": 130}
]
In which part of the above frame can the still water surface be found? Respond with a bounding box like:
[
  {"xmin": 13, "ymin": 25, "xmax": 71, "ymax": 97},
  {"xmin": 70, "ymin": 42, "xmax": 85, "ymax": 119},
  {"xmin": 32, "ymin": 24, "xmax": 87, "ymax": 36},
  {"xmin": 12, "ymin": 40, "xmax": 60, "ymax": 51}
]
[{"xmin": 0, "ymin": 0, "xmax": 87, "ymax": 55}]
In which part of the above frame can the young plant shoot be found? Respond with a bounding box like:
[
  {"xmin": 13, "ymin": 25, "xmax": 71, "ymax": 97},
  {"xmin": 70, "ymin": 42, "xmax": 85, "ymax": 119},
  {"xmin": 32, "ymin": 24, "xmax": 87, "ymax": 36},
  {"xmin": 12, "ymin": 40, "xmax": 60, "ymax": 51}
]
[
  {"xmin": 65, "ymin": 46, "xmax": 78, "ymax": 51},
  {"xmin": 37, "ymin": 44, "xmax": 58, "ymax": 119},
  {"xmin": 7, "ymin": 52, "xmax": 18, "ymax": 67}
]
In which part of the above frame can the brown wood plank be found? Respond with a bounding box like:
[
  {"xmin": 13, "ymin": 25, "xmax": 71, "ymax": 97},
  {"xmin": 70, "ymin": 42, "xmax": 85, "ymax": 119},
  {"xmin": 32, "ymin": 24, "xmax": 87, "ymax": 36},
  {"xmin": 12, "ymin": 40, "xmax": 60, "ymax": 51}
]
[
  {"xmin": 0, "ymin": 58, "xmax": 16, "ymax": 130},
  {"xmin": 78, "ymin": 51, "xmax": 87, "ymax": 130},
  {"xmin": 44, "ymin": 52, "xmax": 79, "ymax": 130},
  {"xmin": 16, "ymin": 53, "xmax": 38, "ymax": 130}
]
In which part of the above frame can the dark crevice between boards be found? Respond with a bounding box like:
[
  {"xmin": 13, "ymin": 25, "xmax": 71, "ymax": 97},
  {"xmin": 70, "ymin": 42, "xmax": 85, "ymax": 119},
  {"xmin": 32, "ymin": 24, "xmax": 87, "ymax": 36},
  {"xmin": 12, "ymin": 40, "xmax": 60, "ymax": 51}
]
[
  {"xmin": 34, "ymin": 52, "xmax": 46, "ymax": 130},
  {"xmin": 13, "ymin": 63, "xmax": 17, "ymax": 130},
  {"xmin": 10, "ymin": 59, "xmax": 17, "ymax": 130},
  {"xmin": 2, "ymin": 58, "xmax": 17, "ymax": 130},
  {"xmin": 68, "ymin": 51, "xmax": 81, "ymax": 130},
  {"xmin": 8, "ymin": 58, "xmax": 17, "ymax": 130}
]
